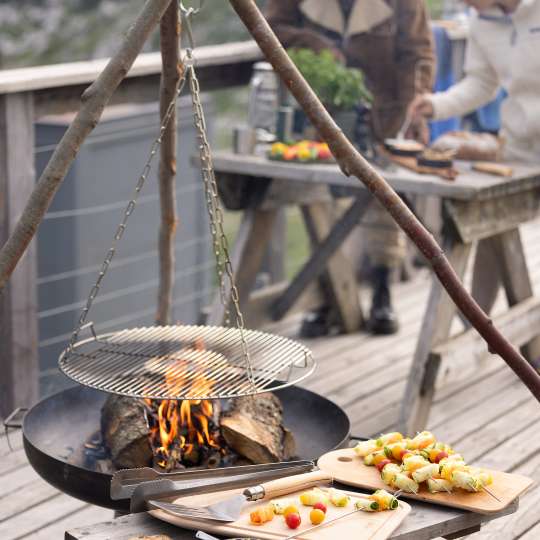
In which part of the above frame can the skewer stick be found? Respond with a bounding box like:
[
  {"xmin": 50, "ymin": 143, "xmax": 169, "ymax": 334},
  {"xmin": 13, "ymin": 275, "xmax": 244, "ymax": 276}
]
[
  {"xmin": 431, "ymin": 478, "xmax": 452, "ymax": 494},
  {"xmin": 480, "ymin": 485, "xmax": 501, "ymax": 502}
]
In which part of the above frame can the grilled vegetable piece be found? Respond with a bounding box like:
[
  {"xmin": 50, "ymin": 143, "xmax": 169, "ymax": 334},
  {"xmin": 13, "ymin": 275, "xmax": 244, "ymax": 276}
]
[
  {"xmin": 381, "ymin": 463, "xmax": 401, "ymax": 486},
  {"xmin": 412, "ymin": 463, "xmax": 440, "ymax": 483},
  {"xmin": 402, "ymin": 454, "xmax": 430, "ymax": 472},
  {"xmin": 328, "ymin": 488, "xmax": 350, "ymax": 507},
  {"xmin": 370, "ymin": 489, "xmax": 399, "ymax": 511},
  {"xmin": 452, "ymin": 470, "xmax": 483, "ymax": 492},
  {"xmin": 364, "ymin": 450, "xmax": 387, "ymax": 466},
  {"xmin": 354, "ymin": 498, "xmax": 379, "ymax": 512},
  {"xmin": 250, "ymin": 505, "xmax": 275, "ymax": 525},
  {"xmin": 439, "ymin": 458, "xmax": 467, "ymax": 481},
  {"xmin": 474, "ymin": 470, "xmax": 494, "ymax": 487},
  {"xmin": 354, "ymin": 439, "xmax": 380, "ymax": 457},
  {"xmin": 393, "ymin": 472, "xmax": 419, "ymax": 493},
  {"xmin": 408, "ymin": 431, "xmax": 436, "ymax": 450},
  {"xmin": 427, "ymin": 478, "xmax": 454, "ymax": 493},
  {"xmin": 375, "ymin": 432, "xmax": 404, "ymax": 446},
  {"xmin": 384, "ymin": 441, "xmax": 409, "ymax": 461},
  {"xmin": 270, "ymin": 499, "xmax": 295, "ymax": 515},
  {"xmin": 299, "ymin": 488, "xmax": 329, "ymax": 506}
]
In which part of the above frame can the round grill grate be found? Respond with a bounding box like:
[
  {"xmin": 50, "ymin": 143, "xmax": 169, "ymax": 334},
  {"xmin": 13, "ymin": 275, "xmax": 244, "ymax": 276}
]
[{"xmin": 59, "ymin": 325, "xmax": 315, "ymax": 400}]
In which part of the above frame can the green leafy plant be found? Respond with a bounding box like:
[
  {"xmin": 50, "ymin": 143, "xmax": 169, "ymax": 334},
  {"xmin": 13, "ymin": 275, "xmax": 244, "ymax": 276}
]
[{"xmin": 288, "ymin": 48, "xmax": 372, "ymax": 111}]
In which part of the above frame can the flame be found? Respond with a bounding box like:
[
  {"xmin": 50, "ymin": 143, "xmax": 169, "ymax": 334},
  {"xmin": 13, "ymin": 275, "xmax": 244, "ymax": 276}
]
[{"xmin": 146, "ymin": 339, "xmax": 222, "ymax": 469}]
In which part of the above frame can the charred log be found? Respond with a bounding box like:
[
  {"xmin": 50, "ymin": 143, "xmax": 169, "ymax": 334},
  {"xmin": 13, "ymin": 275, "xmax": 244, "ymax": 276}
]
[
  {"xmin": 220, "ymin": 393, "xmax": 296, "ymax": 463},
  {"xmin": 101, "ymin": 395, "xmax": 152, "ymax": 470}
]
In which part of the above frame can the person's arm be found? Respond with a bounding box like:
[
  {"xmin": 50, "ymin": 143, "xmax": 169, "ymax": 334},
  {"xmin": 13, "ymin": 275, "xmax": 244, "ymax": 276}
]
[
  {"xmin": 395, "ymin": 0, "xmax": 436, "ymax": 104},
  {"xmin": 265, "ymin": 0, "xmax": 341, "ymax": 56},
  {"xmin": 429, "ymin": 31, "xmax": 500, "ymax": 120}
]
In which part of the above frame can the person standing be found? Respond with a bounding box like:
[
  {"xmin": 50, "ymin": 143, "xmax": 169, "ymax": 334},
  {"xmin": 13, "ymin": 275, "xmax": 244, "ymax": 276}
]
[
  {"xmin": 409, "ymin": 0, "xmax": 540, "ymax": 314},
  {"xmin": 266, "ymin": 0, "xmax": 435, "ymax": 335}
]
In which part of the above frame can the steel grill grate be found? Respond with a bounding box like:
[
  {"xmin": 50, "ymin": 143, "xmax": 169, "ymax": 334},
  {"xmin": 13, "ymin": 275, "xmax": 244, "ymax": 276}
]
[{"xmin": 59, "ymin": 325, "xmax": 316, "ymax": 400}]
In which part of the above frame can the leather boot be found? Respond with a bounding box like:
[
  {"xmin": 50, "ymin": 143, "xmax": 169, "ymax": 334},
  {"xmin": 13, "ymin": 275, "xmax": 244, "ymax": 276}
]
[{"xmin": 368, "ymin": 265, "xmax": 399, "ymax": 335}]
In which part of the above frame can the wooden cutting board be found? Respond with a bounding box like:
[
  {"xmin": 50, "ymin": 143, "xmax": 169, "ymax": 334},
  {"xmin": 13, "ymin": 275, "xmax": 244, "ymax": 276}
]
[
  {"xmin": 149, "ymin": 484, "xmax": 411, "ymax": 540},
  {"xmin": 318, "ymin": 449, "xmax": 533, "ymax": 515}
]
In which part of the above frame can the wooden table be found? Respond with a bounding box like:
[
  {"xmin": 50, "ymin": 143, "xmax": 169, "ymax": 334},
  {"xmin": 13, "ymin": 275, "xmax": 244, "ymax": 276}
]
[
  {"xmin": 65, "ymin": 498, "xmax": 518, "ymax": 540},
  {"xmin": 207, "ymin": 152, "xmax": 540, "ymax": 434}
]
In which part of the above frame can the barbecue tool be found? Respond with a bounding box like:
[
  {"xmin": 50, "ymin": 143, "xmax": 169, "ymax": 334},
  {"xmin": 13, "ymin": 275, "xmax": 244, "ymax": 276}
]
[
  {"xmin": 113, "ymin": 460, "xmax": 314, "ymax": 500},
  {"xmin": 128, "ymin": 462, "xmax": 316, "ymax": 512},
  {"xmin": 149, "ymin": 470, "xmax": 332, "ymax": 522}
]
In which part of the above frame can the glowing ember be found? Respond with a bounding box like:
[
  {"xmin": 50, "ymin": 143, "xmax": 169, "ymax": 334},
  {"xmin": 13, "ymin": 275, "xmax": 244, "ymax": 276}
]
[{"xmin": 145, "ymin": 339, "xmax": 227, "ymax": 470}]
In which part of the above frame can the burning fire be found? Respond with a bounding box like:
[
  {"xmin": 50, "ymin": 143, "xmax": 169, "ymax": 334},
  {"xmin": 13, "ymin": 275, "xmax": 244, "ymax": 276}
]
[{"xmin": 145, "ymin": 338, "xmax": 224, "ymax": 470}]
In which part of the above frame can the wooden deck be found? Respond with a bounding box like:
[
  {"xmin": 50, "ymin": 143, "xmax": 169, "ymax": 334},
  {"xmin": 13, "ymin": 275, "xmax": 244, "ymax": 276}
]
[{"xmin": 1, "ymin": 218, "xmax": 540, "ymax": 539}]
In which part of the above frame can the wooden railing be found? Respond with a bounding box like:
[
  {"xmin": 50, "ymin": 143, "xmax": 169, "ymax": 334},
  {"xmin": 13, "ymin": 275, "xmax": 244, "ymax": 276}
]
[{"xmin": 0, "ymin": 41, "xmax": 262, "ymax": 417}]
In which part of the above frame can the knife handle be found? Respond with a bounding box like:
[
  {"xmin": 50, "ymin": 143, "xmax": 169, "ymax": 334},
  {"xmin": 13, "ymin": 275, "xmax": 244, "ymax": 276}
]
[{"xmin": 245, "ymin": 470, "xmax": 332, "ymax": 501}]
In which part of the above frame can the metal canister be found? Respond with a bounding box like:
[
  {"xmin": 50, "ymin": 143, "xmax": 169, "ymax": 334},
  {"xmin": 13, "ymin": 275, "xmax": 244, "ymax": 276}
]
[{"xmin": 247, "ymin": 62, "xmax": 278, "ymax": 134}]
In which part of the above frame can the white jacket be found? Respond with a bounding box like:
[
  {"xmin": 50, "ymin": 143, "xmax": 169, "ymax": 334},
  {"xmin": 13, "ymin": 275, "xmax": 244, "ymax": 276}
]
[{"xmin": 429, "ymin": 0, "xmax": 540, "ymax": 163}]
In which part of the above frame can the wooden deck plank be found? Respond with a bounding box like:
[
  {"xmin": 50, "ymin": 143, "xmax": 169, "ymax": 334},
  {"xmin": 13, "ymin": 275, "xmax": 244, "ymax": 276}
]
[
  {"xmin": 25, "ymin": 504, "xmax": 113, "ymax": 540},
  {"xmin": 0, "ymin": 492, "xmax": 87, "ymax": 539}
]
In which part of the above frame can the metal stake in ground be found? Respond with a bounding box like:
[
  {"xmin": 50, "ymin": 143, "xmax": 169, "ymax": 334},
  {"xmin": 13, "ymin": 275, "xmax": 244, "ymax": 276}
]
[{"xmin": 227, "ymin": 0, "xmax": 540, "ymax": 404}]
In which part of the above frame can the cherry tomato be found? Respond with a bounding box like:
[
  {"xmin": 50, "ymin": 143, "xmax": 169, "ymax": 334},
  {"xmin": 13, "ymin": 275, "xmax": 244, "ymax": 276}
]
[
  {"xmin": 310, "ymin": 508, "xmax": 326, "ymax": 525},
  {"xmin": 313, "ymin": 502, "xmax": 327, "ymax": 514},
  {"xmin": 285, "ymin": 512, "xmax": 301, "ymax": 529},
  {"xmin": 376, "ymin": 459, "xmax": 392, "ymax": 472},
  {"xmin": 435, "ymin": 451, "xmax": 448, "ymax": 463},
  {"xmin": 283, "ymin": 505, "xmax": 299, "ymax": 517},
  {"xmin": 400, "ymin": 450, "xmax": 412, "ymax": 461}
]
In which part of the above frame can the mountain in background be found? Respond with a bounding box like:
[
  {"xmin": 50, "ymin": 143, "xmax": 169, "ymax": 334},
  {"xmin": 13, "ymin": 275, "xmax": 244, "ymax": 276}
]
[{"xmin": 0, "ymin": 0, "xmax": 255, "ymax": 69}]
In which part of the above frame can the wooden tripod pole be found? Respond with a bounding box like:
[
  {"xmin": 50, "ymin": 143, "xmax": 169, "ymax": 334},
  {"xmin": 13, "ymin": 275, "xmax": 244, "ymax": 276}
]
[
  {"xmin": 228, "ymin": 0, "xmax": 540, "ymax": 402},
  {"xmin": 156, "ymin": 1, "xmax": 182, "ymax": 325}
]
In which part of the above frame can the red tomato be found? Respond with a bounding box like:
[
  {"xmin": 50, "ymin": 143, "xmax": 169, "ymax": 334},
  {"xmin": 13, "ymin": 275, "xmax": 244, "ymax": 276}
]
[
  {"xmin": 376, "ymin": 459, "xmax": 392, "ymax": 472},
  {"xmin": 313, "ymin": 502, "xmax": 327, "ymax": 514},
  {"xmin": 285, "ymin": 513, "xmax": 301, "ymax": 529},
  {"xmin": 434, "ymin": 451, "xmax": 448, "ymax": 463}
]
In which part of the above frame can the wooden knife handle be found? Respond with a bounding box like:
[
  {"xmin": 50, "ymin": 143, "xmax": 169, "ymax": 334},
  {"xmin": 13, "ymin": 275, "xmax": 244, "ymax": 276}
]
[{"xmin": 252, "ymin": 470, "xmax": 332, "ymax": 500}]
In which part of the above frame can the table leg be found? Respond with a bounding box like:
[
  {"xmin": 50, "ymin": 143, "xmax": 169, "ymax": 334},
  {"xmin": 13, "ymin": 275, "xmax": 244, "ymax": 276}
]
[
  {"xmin": 272, "ymin": 196, "xmax": 370, "ymax": 323},
  {"xmin": 207, "ymin": 207, "xmax": 278, "ymax": 326},
  {"xmin": 301, "ymin": 201, "xmax": 364, "ymax": 333},
  {"xmin": 443, "ymin": 524, "xmax": 481, "ymax": 539},
  {"xmin": 399, "ymin": 237, "xmax": 473, "ymax": 434},
  {"xmin": 492, "ymin": 228, "xmax": 540, "ymax": 365}
]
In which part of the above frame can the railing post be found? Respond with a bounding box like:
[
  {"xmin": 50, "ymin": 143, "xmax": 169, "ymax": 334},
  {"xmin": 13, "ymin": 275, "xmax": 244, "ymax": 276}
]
[{"xmin": 0, "ymin": 92, "xmax": 39, "ymax": 417}]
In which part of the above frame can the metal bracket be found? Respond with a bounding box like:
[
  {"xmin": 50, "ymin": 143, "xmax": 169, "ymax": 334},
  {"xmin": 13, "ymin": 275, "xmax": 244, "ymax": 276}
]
[{"xmin": 3, "ymin": 407, "xmax": 28, "ymax": 451}]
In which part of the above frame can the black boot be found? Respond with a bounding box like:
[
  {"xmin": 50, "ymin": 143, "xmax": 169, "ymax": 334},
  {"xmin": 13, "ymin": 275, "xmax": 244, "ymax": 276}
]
[
  {"xmin": 368, "ymin": 266, "xmax": 399, "ymax": 335},
  {"xmin": 299, "ymin": 305, "xmax": 336, "ymax": 338}
]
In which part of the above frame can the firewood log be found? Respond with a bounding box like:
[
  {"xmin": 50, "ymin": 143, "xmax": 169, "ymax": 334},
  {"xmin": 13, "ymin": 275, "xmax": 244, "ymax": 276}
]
[
  {"xmin": 101, "ymin": 395, "xmax": 152, "ymax": 469},
  {"xmin": 220, "ymin": 393, "xmax": 296, "ymax": 463}
]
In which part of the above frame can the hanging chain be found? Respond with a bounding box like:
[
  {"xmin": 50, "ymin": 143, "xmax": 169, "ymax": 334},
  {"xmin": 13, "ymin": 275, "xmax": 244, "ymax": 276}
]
[{"xmin": 184, "ymin": 42, "xmax": 255, "ymax": 390}]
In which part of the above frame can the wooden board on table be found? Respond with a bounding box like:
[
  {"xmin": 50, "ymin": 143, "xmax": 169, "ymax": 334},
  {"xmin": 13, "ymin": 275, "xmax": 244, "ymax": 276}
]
[
  {"xmin": 149, "ymin": 485, "xmax": 411, "ymax": 540},
  {"xmin": 318, "ymin": 449, "xmax": 532, "ymax": 515}
]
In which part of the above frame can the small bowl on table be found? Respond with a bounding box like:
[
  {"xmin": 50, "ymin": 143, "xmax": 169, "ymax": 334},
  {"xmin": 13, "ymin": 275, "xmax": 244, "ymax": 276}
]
[{"xmin": 384, "ymin": 138, "xmax": 425, "ymax": 157}]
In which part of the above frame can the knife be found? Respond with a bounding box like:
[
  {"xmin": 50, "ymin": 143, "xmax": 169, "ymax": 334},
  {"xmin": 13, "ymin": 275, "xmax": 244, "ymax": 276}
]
[{"xmin": 149, "ymin": 470, "xmax": 333, "ymax": 522}]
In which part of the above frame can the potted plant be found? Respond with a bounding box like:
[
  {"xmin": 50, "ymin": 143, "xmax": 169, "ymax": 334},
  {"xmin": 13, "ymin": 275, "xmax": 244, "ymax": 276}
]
[{"xmin": 286, "ymin": 48, "xmax": 372, "ymax": 141}]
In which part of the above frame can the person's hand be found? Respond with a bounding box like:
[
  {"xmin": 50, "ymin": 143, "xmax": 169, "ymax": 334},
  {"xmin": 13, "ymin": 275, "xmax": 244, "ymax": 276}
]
[
  {"xmin": 407, "ymin": 94, "xmax": 434, "ymax": 122},
  {"xmin": 405, "ymin": 115, "xmax": 430, "ymax": 145}
]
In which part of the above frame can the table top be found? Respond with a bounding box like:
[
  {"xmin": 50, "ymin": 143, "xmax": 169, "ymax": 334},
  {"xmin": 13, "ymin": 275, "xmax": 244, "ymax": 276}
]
[
  {"xmin": 211, "ymin": 151, "xmax": 540, "ymax": 202},
  {"xmin": 65, "ymin": 498, "xmax": 518, "ymax": 540}
]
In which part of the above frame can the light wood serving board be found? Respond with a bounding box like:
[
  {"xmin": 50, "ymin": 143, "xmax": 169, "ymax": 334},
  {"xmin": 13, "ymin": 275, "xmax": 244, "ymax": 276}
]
[
  {"xmin": 149, "ymin": 484, "xmax": 411, "ymax": 540},
  {"xmin": 318, "ymin": 449, "xmax": 533, "ymax": 515}
]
